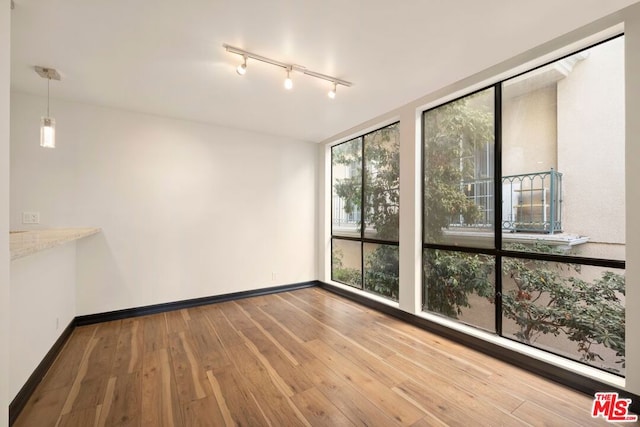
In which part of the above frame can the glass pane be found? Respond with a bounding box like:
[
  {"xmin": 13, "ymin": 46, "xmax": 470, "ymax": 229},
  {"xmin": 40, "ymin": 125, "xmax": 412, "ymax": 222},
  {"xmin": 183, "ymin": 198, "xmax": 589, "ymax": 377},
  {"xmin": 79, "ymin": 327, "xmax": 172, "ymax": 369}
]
[
  {"xmin": 331, "ymin": 239, "xmax": 362, "ymax": 288},
  {"xmin": 501, "ymin": 258, "xmax": 625, "ymax": 375},
  {"xmin": 502, "ymin": 37, "xmax": 625, "ymax": 261},
  {"xmin": 423, "ymin": 249, "xmax": 495, "ymax": 332},
  {"xmin": 332, "ymin": 138, "xmax": 362, "ymax": 238},
  {"xmin": 364, "ymin": 243, "xmax": 399, "ymax": 301},
  {"xmin": 423, "ymin": 88, "xmax": 495, "ymax": 248},
  {"xmin": 364, "ymin": 123, "xmax": 400, "ymax": 241}
]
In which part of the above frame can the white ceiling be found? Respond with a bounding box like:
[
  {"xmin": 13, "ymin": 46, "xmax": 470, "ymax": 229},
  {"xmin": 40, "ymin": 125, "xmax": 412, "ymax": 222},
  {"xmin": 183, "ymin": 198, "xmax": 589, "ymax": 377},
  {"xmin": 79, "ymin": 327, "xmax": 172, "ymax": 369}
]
[{"xmin": 9, "ymin": 0, "xmax": 640, "ymax": 142}]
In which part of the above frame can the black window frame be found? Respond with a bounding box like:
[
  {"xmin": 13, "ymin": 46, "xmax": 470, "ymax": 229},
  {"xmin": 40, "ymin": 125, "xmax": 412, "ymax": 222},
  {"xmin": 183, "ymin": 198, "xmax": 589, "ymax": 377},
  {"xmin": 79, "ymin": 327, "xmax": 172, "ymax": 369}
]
[{"xmin": 331, "ymin": 122, "xmax": 400, "ymax": 300}]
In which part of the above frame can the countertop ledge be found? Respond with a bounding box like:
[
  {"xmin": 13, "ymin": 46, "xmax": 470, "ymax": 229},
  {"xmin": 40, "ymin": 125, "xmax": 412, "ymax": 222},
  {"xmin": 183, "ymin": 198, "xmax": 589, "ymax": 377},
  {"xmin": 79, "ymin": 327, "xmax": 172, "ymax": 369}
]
[{"xmin": 10, "ymin": 227, "xmax": 101, "ymax": 261}]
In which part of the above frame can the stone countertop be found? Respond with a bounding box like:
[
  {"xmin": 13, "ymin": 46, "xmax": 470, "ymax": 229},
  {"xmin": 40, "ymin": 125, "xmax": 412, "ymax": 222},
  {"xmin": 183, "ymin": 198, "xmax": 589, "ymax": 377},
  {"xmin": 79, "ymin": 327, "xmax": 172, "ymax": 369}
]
[{"xmin": 10, "ymin": 227, "xmax": 101, "ymax": 261}]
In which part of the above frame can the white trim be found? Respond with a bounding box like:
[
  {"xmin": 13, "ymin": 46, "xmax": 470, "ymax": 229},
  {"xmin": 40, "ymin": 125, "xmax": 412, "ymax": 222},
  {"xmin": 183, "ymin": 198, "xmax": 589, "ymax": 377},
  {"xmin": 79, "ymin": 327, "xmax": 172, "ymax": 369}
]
[{"xmin": 624, "ymin": 3, "xmax": 640, "ymax": 396}]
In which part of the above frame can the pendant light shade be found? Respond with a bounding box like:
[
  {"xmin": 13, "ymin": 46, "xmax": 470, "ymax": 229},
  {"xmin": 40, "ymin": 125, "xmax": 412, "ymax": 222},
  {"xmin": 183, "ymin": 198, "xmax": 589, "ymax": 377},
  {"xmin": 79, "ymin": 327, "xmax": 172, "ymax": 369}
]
[
  {"xmin": 40, "ymin": 117, "xmax": 55, "ymax": 148},
  {"xmin": 284, "ymin": 68, "xmax": 293, "ymax": 90}
]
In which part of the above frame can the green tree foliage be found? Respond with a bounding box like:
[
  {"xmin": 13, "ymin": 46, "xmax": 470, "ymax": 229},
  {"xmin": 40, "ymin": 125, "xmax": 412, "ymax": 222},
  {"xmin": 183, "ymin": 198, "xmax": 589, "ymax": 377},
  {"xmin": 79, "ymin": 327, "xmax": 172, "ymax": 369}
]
[
  {"xmin": 424, "ymin": 250, "xmax": 494, "ymax": 317},
  {"xmin": 363, "ymin": 128, "xmax": 400, "ymax": 240},
  {"xmin": 502, "ymin": 244, "xmax": 625, "ymax": 368},
  {"xmin": 364, "ymin": 245, "xmax": 399, "ymax": 300}
]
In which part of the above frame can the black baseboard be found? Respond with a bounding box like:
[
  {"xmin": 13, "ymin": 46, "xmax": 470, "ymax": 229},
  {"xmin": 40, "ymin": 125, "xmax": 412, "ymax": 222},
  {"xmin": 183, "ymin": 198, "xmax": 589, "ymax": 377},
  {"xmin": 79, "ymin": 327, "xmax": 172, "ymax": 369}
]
[
  {"xmin": 75, "ymin": 280, "xmax": 318, "ymax": 326},
  {"xmin": 318, "ymin": 281, "xmax": 640, "ymax": 415},
  {"xmin": 9, "ymin": 319, "xmax": 75, "ymax": 426}
]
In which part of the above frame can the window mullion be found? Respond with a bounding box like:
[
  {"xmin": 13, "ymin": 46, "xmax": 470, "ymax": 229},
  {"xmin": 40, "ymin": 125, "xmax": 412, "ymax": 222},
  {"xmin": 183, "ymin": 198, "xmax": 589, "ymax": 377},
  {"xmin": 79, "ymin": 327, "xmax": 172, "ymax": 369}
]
[
  {"xmin": 360, "ymin": 137, "xmax": 366, "ymax": 290},
  {"xmin": 494, "ymin": 82, "xmax": 503, "ymax": 337},
  {"xmin": 361, "ymin": 138, "xmax": 365, "ymax": 242}
]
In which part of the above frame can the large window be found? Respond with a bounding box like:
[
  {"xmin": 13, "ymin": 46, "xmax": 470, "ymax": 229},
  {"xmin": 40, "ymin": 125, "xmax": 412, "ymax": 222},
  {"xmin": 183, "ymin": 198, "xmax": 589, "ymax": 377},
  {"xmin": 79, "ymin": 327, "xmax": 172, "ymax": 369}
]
[
  {"xmin": 332, "ymin": 123, "xmax": 400, "ymax": 300},
  {"xmin": 422, "ymin": 36, "xmax": 626, "ymax": 375}
]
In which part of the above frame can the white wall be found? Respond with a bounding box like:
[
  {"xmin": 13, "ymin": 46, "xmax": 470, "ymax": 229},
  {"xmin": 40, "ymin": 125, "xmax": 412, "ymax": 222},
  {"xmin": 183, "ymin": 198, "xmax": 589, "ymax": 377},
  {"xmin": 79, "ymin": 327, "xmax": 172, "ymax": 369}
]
[
  {"xmin": 10, "ymin": 244, "xmax": 77, "ymax": 400},
  {"xmin": 1, "ymin": 1, "xmax": 10, "ymax": 425},
  {"xmin": 10, "ymin": 94, "xmax": 318, "ymax": 315},
  {"xmin": 320, "ymin": 4, "xmax": 640, "ymax": 396}
]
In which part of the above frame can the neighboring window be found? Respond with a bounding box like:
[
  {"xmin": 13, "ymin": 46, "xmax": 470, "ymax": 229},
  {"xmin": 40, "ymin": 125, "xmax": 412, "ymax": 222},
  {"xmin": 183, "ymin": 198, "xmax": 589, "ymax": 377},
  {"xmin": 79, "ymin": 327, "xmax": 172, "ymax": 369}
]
[
  {"xmin": 332, "ymin": 123, "xmax": 400, "ymax": 300},
  {"xmin": 422, "ymin": 36, "xmax": 625, "ymax": 375}
]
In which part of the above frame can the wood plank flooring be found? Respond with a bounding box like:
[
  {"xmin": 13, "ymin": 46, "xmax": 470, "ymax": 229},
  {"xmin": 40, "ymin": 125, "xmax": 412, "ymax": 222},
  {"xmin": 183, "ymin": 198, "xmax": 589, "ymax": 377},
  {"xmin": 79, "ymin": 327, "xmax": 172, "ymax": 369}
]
[{"xmin": 14, "ymin": 287, "xmax": 638, "ymax": 426}]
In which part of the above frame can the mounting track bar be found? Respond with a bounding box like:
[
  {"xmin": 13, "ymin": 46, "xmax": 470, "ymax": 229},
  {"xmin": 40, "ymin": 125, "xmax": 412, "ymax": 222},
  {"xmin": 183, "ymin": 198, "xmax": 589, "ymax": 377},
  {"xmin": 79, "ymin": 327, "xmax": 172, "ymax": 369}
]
[{"xmin": 222, "ymin": 43, "xmax": 353, "ymax": 87}]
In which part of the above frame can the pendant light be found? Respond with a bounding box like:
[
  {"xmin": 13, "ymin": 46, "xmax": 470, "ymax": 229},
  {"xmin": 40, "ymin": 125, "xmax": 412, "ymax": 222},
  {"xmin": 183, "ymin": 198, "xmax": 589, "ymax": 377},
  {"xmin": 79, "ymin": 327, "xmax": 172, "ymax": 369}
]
[{"xmin": 35, "ymin": 66, "xmax": 61, "ymax": 148}]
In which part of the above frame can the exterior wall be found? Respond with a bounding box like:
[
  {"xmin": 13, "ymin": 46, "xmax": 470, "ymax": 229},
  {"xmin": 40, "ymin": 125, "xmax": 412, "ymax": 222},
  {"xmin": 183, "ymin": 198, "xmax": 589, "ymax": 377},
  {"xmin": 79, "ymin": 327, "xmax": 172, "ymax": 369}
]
[
  {"xmin": 10, "ymin": 92, "xmax": 318, "ymax": 316},
  {"xmin": 331, "ymin": 238, "xmax": 360, "ymax": 273},
  {"xmin": 558, "ymin": 36, "xmax": 625, "ymax": 259},
  {"xmin": 502, "ymin": 85, "xmax": 558, "ymax": 176}
]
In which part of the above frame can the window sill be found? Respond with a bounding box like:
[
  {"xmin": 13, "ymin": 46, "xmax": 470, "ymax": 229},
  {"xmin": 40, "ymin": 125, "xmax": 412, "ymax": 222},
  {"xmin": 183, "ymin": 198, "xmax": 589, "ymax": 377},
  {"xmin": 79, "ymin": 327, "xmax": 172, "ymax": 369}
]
[
  {"xmin": 441, "ymin": 229, "xmax": 589, "ymax": 251},
  {"xmin": 415, "ymin": 309, "xmax": 625, "ymax": 389}
]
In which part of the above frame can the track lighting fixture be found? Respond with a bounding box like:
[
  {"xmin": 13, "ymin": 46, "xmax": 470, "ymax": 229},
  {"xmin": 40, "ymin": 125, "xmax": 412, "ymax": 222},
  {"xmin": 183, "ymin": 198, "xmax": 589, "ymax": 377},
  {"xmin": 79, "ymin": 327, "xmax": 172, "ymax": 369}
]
[
  {"xmin": 35, "ymin": 66, "xmax": 61, "ymax": 148},
  {"xmin": 284, "ymin": 68, "xmax": 293, "ymax": 90},
  {"xmin": 236, "ymin": 55, "xmax": 247, "ymax": 75},
  {"xmin": 223, "ymin": 44, "xmax": 352, "ymax": 97}
]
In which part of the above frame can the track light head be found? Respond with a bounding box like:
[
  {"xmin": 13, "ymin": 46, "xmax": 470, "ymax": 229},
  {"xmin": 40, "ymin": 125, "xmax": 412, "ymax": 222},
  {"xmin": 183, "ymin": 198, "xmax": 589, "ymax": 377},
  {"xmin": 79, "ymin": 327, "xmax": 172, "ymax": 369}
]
[
  {"xmin": 328, "ymin": 83, "xmax": 337, "ymax": 99},
  {"xmin": 236, "ymin": 56, "xmax": 247, "ymax": 75},
  {"xmin": 284, "ymin": 68, "xmax": 293, "ymax": 90}
]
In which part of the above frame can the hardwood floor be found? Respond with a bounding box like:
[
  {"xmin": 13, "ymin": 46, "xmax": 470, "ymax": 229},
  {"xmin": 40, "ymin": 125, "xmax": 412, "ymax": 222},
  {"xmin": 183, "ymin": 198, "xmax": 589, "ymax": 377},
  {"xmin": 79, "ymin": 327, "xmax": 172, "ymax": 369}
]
[{"xmin": 14, "ymin": 287, "xmax": 638, "ymax": 426}]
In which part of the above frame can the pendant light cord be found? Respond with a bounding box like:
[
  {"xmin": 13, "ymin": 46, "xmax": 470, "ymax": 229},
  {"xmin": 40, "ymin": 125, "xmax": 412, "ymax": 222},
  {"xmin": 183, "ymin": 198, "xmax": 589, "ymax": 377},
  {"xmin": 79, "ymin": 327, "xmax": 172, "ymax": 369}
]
[{"xmin": 47, "ymin": 77, "xmax": 50, "ymax": 117}]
